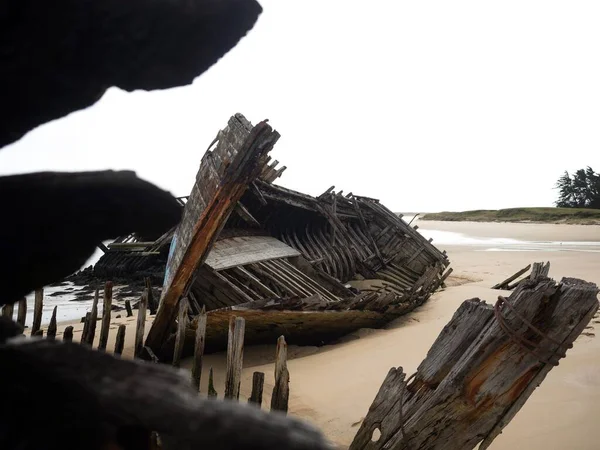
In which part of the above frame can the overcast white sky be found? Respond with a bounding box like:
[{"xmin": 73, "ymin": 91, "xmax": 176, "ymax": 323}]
[{"xmin": 1, "ymin": 0, "xmax": 599, "ymax": 212}]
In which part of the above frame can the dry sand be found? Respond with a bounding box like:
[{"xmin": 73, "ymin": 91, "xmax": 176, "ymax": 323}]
[{"xmin": 44, "ymin": 221, "xmax": 600, "ymax": 449}]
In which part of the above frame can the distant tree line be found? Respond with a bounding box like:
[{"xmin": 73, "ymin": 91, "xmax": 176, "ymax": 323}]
[{"xmin": 555, "ymin": 167, "xmax": 600, "ymax": 209}]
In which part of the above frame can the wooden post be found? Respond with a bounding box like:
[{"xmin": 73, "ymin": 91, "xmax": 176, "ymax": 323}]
[
  {"xmin": 172, "ymin": 297, "xmax": 189, "ymax": 368},
  {"xmin": 125, "ymin": 300, "xmax": 133, "ymax": 317},
  {"xmin": 47, "ymin": 306, "xmax": 58, "ymax": 340},
  {"xmin": 114, "ymin": 324, "xmax": 126, "ymax": 356},
  {"xmin": 98, "ymin": 281, "xmax": 113, "ymax": 351},
  {"xmin": 271, "ymin": 335, "xmax": 289, "ymax": 413},
  {"xmin": 134, "ymin": 290, "xmax": 148, "ymax": 358},
  {"xmin": 81, "ymin": 312, "xmax": 91, "ymax": 343},
  {"xmin": 31, "ymin": 288, "xmax": 43, "ymax": 335},
  {"xmin": 63, "ymin": 326, "xmax": 74, "ymax": 342},
  {"xmin": 350, "ymin": 277, "xmax": 599, "ymax": 450},
  {"xmin": 17, "ymin": 298, "xmax": 27, "ymax": 327},
  {"xmin": 208, "ymin": 367, "xmax": 218, "ymax": 398},
  {"xmin": 83, "ymin": 289, "xmax": 100, "ymax": 346},
  {"xmin": 224, "ymin": 316, "xmax": 245, "ymax": 400},
  {"xmin": 191, "ymin": 306, "xmax": 207, "ymax": 391},
  {"xmin": 2, "ymin": 302, "xmax": 14, "ymax": 320},
  {"xmin": 248, "ymin": 372, "xmax": 265, "ymax": 407},
  {"xmin": 146, "ymin": 278, "xmax": 157, "ymax": 315}
]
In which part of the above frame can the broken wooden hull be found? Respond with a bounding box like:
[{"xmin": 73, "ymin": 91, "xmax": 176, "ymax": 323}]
[{"xmin": 158, "ymin": 293, "xmax": 423, "ymax": 358}]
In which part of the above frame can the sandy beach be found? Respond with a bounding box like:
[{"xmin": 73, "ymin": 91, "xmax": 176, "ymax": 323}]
[{"xmin": 41, "ymin": 219, "xmax": 600, "ymax": 449}]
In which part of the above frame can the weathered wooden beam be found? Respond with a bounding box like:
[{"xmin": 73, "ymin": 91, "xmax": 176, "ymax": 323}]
[
  {"xmin": 114, "ymin": 324, "xmax": 126, "ymax": 356},
  {"xmin": 134, "ymin": 290, "xmax": 148, "ymax": 358},
  {"xmin": 191, "ymin": 306, "xmax": 207, "ymax": 391},
  {"xmin": 271, "ymin": 335, "xmax": 289, "ymax": 414},
  {"xmin": 98, "ymin": 281, "xmax": 113, "ymax": 351},
  {"xmin": 146, "ymin": 116, "xmax": 280, "ymax": 353},
  {"xmin": 17, "ymin": 297, "xmax": 27, "ymax": 327},
  {"xmin": 350, "ymin": 277, "xmax": 599, "ymax": 450},
  {"xmin": 63, "ymin": 325, "xmax": 74, "ymax": 342},
  {"xmin": 491, "ymin": 264, "xmax": 531, "ymax": 290},
  {"xmin": 31, "ymin": 288, "xmax": 43, "ymax": 335},
  {"xmin": 248, "ymin": 371, "xmax": 265, "ymax": 407},
  {"xmin": 172, "ymin": 297, "xmax": 189, "ymax": 368},
  {"xmin": 47, "ymin": 306, "xmax": 58, "ymax": 340},
  {"xmin": 224, "ymin": 316, "xmax": 245, "ymax": 400}
]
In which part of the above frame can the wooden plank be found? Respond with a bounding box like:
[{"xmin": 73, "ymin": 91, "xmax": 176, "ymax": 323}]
[
  {"xmin": 63, "ymin": 326, "xmax": 74, "ymax": 342},
  {"xmin": 350, "ymin": 277, "xmax": 599, "ymax": 450},
  {"xmin": 224, "ymin": 316, "xmax": 245, "ymax": 400},
  {"xmin": 191, "ymin": 306, "xmax": 207, "ymax": 391},
  {"xmin": 17, "ymin": 298, "xmax": 27, "ymax": 327},
  {"xmin": 31, "ymin": 288, "xmax": 43, "ymax": 335},
  {"xmin": 98, "ymin": 281, "xmax": 113, "ymax": 351},
  {"xmin": 114, "ymin": 324, "xmax": 126, "ymax": 356},
  {"xmin": 146, "ymin": 117, "xmax": 280, "ymax": 352},
  {"xmin": 271, "ymin": 335, "xmax": 289, "ymax": 413},
  {"xmin": 232, "ymin": 266, "xmax": 278, "ymax": 298},
  {"xmin": 491, "ymin": 264, "xmax": 531, "ymax": 290},
  {"xmin": 172, "ymin": 297, "xmax": 189, "ymax": 368},
  {"xmin": 205, "ymin": 236, "xmax": 300, "ymax": 271},
  {"xmin": 47, "ymin": 306, "xmax": 58, "ymax": 340},
  {"xmin": 135, "ymin": 290, "xmax": 148, "ymax": 358},
  {"xmin": 248, "ymin": 371, "xmax": 265, "ymax": 407}
]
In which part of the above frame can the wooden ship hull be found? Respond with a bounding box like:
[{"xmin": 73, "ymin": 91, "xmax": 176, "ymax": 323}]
[{"xmin": 91, "ymin": 113, "xmax": 452, "ymax": 359}]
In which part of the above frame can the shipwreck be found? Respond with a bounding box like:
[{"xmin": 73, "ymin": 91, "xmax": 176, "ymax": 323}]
[{"xmin": 91, "ymin": 114, "xmax": 451, "ymax": 359}]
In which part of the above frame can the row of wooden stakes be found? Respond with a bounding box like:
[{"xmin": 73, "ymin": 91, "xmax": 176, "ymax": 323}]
[
  {"xmin": 1, "ymin": 283, "xmax": 290, "ymax": 412},
  {"xmin": 171, "ymin": 296, "xmax": 290, "ymax": 411}
]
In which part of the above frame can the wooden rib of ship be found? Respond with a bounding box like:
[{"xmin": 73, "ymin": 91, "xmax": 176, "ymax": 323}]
[{"xmin": 93, "ymin": 114, "xmax": 452, "ymax": 359}]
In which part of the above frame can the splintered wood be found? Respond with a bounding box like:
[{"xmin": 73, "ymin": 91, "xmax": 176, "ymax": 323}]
[
  {"xmin": 350, "ymin": 276, "xmax": 599, "ymax": 450},
  {"xmin": 492, "ymin": 262, "xmax": 550, "ymax": 291},
  {"xmin": 145, "ymin": 115, "xmax": 280, "ymax": 352}
]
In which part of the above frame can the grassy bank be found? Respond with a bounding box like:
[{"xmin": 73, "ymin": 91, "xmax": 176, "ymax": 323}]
[{"xmin": 420, "ymin": 207, "xmax": 600, "ymax": 225}]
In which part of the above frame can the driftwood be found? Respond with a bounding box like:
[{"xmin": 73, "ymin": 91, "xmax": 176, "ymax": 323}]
[
  {"xmin": 350, "ymin": 276, "xmax": 599, "ymax": 450},
  {"xmin": 491, "ymin": 264, "xmax": 531, "ymax": 289},
  {"xmin": 146, "ymin": 116, "xmax": 281, "ymax": 352},
  {"xmin": 492, "ymin": 262, "xmax": 551, "ymax": 291}
]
